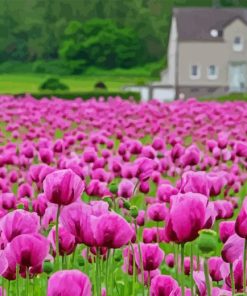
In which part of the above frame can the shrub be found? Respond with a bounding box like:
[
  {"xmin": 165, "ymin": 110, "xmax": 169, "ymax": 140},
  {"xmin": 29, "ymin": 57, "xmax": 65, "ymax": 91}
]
[
  {"xmin": 94, "ymin": 81, "xmax": 107, "ymax": 90},
  {"xmin": 39, "ymin": 77, "xmax": 69, "ymax": 91}
]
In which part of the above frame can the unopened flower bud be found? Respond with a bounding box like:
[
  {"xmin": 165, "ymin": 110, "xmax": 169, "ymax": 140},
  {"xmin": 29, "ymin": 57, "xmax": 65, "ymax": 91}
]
[
  {"xmin": 198, "ymin": 229, "xmax": 218, "ymax": 257},
  {"xmin": 114, "ymin": 249, "xmax": 122, "ymax": 262},
  {"xmin": 109, "ymin": 183, "xmax": 118, "ymax": 194},
  {"xmin": 78, "ymin": 256, "xmax": 85, "ymax": 267},
  {"xmin": 130, "ymin": 206, "xmax": 138, "ymax": 219},
  {"xmin": 123, "ymin": 200, "xmax": 131, "ymax": 210},
  {"xmin": 43, "ymin": 261, "xmax": 54, "ymax": 274},
  {"xmin": 17, "ymin": 204, "xmax": 24, "ymax": 210}
]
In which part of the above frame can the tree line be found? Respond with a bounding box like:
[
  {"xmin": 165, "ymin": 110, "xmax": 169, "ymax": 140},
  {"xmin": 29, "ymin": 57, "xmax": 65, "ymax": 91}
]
[{"xmin": 0, "ymin": 0, "xmax": 246, "ymax": 70}]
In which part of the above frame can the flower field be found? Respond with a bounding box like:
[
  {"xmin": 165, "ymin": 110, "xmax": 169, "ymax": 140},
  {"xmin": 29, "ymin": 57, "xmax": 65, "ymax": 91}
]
[{"xmin": 0, "ymin": 95, "xmax": 247, "ymax": 295}]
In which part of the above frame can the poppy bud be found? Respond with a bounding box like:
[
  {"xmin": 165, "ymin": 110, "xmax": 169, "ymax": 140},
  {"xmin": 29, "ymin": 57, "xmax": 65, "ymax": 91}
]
[
  {"xmin": 123, "ymin": 200, "xmax": 131, "ymax": 210},
  {"xmin": 17, "ymin": 204, "xmax": 24, "ymax": 210},
  {"xmin": 109, "ymin": 182, "xmax": 118, "ymax": 194},
  {"xmin": 198, "ymin": 229, "xmax": 218, "ymax": 257},
  {"xmin": 130, "ymin": 206, "xmax": 138, "ymax": 219},
  {"xmin": 78, "ymin": 256, "xmax": 85, "ymax": 267},
  {"xmin": 44, "ymin": 261, "xmax": 54, "ymax": 274},
  {"xmin": 114, "ymin": 249, "xmax": 122, "ymax": 262}
]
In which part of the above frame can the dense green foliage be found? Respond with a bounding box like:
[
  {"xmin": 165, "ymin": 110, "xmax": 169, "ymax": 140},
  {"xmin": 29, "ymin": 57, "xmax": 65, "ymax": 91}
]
[
  {"xmin": 0, "ymin": 60, "xmax": 164, "ymax": 78},
  {"xmin": 59, "ymin": 19, "xmax": 141, "ymax": 69},
  {"xmin": 0, "ymin": 0, "xmax": 246, "ymax": 71}
]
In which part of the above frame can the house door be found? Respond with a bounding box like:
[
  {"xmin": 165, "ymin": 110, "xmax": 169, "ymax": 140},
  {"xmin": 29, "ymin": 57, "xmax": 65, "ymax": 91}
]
[{"xmin": 229, "ymin": 63, "xmax": 247, "ymax": 92}]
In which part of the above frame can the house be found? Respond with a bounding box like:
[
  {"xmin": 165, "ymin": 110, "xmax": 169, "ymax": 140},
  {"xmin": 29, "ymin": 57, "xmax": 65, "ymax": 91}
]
[
  {"xmin": 125, "ymin": 8, "xmax": 247, "ymax": 101},
  {"xmin": 161, "ymin": 7, "xmax": 247, "ymax": 99}
]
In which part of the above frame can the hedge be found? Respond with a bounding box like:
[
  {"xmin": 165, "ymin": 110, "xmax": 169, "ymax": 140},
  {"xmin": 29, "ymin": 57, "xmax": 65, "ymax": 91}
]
[{"xmin": 15, "ymin": 91, "xmax": 141, "ymax": 102}]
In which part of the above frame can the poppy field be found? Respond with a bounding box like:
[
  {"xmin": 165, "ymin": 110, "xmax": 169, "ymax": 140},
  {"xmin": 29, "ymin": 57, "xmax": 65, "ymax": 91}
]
[{"xmin": 0, "ymin": 95, "xmax": 247, "ymax": 295}]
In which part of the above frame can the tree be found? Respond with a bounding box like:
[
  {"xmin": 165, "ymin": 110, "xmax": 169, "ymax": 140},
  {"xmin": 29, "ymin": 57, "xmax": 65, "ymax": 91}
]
[{"xmin": 59, "ymin": 19, "xmax": 141, "ymax": 69}]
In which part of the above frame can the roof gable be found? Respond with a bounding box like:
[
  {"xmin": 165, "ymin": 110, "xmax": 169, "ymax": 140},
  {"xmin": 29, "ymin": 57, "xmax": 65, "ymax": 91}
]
[
  {"xmin": 174, "ymin": 8, "xmax": 247, "ymax": 41},
  {"xmin": 222, "ymin": 16, "xmax": 247, "ymax": 30}
]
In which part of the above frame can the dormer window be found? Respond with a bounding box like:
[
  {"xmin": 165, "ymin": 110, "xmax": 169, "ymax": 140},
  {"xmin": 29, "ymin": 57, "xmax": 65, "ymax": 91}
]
[{"xmin": 233, "ymin": 36, "xmax": 244, "ymax": 52}]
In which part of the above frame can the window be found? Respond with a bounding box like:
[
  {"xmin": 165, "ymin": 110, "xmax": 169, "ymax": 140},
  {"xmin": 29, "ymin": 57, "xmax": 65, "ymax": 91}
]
[
  {"xmin": 190, "ymin": 65, "xmax": 200, "ymax": 79},
  {"xmin": 208, "ymin": 65, "xmax": 218, "ymax": 80},
  {"xmin": 233, "ymin": 36, "xmax": 244, "ymax": 52}
]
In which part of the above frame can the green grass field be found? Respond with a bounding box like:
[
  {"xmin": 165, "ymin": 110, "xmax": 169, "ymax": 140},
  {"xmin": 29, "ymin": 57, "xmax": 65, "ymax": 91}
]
[
  {"xmin": 3, "ymin": 73, "xmax": 247, "ymax": 102},
  {"xmin": 0, "ymin": 73, "xmax": 155, "ymax": 94}
]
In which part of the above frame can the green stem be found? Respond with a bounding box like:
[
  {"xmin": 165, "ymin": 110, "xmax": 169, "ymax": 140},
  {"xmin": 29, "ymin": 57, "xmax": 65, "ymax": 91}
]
[
  {"xmin": 26, "ymin": 268, "xmax": 30, "ymax": 296},
  {"xmin": 113, "ymin": 197, "xmax": 117, "ymax": 212},
  {"xmin": 44, "ymin": 273, "xmax": 47, "ymax": 296},
  {"xmin": 156, "ymin": 222, "xmax": 159, "ymax": 244},
  {"xmin": 230, "ymin": 263, "xmax": 235, "ymax": 296},
  {"xmin": 64, "ymin": 255, "xmax": 68, "ymax": 270},
  {"xmin": 243, "ymin": 239, "xmax": 247, "ymax": 294},
  {"xmin": 190, "ymin": 243, "xmax": 194, "ymax": 296},
  {"xmin": 96, "ymin": 250, "xmax": 100, "ymax": 296},
  {"xmin": 196, "ymin": 245, "xmax": 200, "ymax": 271},
  {"xmin": 55, "ymin": 205, "xmax": 61, "ymax": 271},
  {"xmin": 126, "ymin": 245, "xmax": 131, "ymax": 296},
  {"xmin": 98, "ymin": 248, "xmax": 101, "ymax": 296},
  {"xmin": 130, "ymin": 243, "xmax": 136, "ymax": 296},
  {"xmin": 86, "ymin": 247, "xmax": 89, "ymax": 274},
  {"xmin": 181, "ymin": 243, "xmax": 185, "ymax": 296},
  {"xmin": 32, "ymin": 277, "xmax": 35, "ymax": 296},
  {"xmin": 174, "ymin": 243, "xmax": 179, "ymax": 280},
  {"xmin": 62, "ymin": 255, "xmax": 64, "ymax": 269},
  {"xmin": 135, "ymin": 220, "xmax": 145, "ymax": 296},
  {"xmin": 148, "ymin": 271, "xmax": 151, "ymax": 296},
  {"xmin": 110, "ymin": 250, "xmax": 114, "ymax": 296},
  {"xmin": 16, "ymin": 265, "xmax": 19, "ymax": 296},
  {"xmin": 1, "ymin": 277, "xmax": 4, "ymax": 296},
  {"xmin": 105, "ymin": 249, "xmax": 110, "ymax": 295},
  {"xmin": 133, "ymin": 180, "xmax": 140, "ymax": 196},
  {"xmin": 7, "ymin": 280, "xmax": 10, "ymax": 296},
  {"xmin": 204, "ymin": 258, "xmax": 211, "ymax": 296},
  {"xmin": 70, "ymin": 244, "xmax": 76, "ymax": 268}
]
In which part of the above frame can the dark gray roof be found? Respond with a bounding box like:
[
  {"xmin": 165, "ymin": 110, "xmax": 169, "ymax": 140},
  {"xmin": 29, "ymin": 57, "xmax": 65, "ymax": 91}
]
[{"xmin": 174, "ymin": 8, "xmax": 247, "ymax": 41}]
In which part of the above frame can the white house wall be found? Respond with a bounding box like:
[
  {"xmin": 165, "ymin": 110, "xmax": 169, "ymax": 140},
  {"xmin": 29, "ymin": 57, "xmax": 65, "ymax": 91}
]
[
  {"xmin": 161, "ymin": 17, "xmax": 177, "ymax": 86},
  {"xmin": 152, "ymin": 88, "xmax": 175, "ymax": 101}
]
